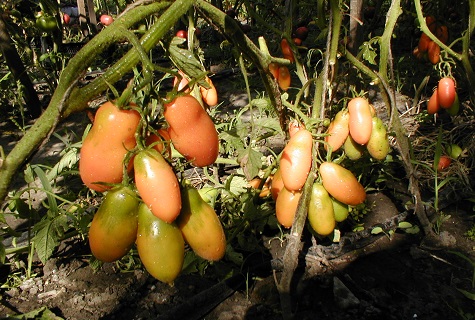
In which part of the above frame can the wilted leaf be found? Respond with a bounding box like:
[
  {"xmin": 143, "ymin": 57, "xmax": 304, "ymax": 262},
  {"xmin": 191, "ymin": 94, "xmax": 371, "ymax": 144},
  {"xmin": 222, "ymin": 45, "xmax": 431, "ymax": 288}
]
[{"xmin": 237, "ymin": 147, "xmax": 263, "ymax": 181}]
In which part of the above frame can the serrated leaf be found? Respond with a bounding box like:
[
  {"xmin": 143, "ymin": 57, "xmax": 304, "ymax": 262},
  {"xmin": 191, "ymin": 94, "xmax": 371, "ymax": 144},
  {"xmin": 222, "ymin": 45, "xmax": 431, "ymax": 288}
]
[
  {"xmin": 219, "ymin": 130, "xmax": 245, "ymax": 153},
  {"xmin": 46, "ymin": 148, "xmax": 79, "ymax": 181},
  {"xmin": 361, "ymin": 42, "xmax": 377, "ymax": 65},
  {"xmin": 237, "ymin": 147, "xmax": 263, "ymax": 181},
  {"xmin": 168, "ymin": 37, "xmax": 206, "ymax": 85},
  {"xmin": 398, "ymin": 221, "xmax": 413, "ymax": 229},
  {"xmin": 254, "ymin": 117, "xmax": 283, "ymax": 134},
  {"xmin": 33, "ymin": 215, "xmax": 68, "ymax": 263}
]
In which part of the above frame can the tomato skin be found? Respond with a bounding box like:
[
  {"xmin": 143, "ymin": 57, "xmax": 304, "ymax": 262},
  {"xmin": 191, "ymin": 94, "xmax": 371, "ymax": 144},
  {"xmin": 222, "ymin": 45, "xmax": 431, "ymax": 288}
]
[
  {"xmin": 278, "ymin": 66, "xmax": 291, "ymax": 91},
  {"xmin": 343, "ymin": 135, "xmax": 365, "ymax": 161},
  {"xmin": 325, "ymin": 109, "xmax": 350, "ymax": 151},
  {"xmin": 418, "ymin": 33, "xmax": 431, "ymax": 53},
  {"xmin": 176, "ymin": 30, "xmax": 187, "ymax": 39},
  {"xmin": 280, "ymin": 129, "xmax": 313, "ymax": 191},
  {"xmin": 308, "ymin": 183, "xmax": 335, "ymax": 236},
  {"xmin": 199, "ymin": 76, "xmax": 218, "ymax": 107},
  {"xmin": 269, "ymin": 62, "xmax": 280, "ymax": 80},
  {"xmin": 294, "ymin": 26, "xmax": 309, "ymax": 41},
  {"xmin": 427, "ymin": 41, "xmax": 440, "ymax": 64},
  {"xmin": 447, "ymin": 144, "xmax": 462, "ymax": 159},
  {"xmin": 88, "ymin": 186, "xmax": 139, "ymax": 262},
  {"xmin": 164, "ymin": 95, "xmax": 219, "ymax": 167},
  {"xmin": 275, "ymin": 187, "xmax": 301, "ymax": 228},
  {"xmin": 134, "ymin": 149, "xmax": 181, "ymax": 223},
  {"xmin": 446, "ymin": 92, "xmax": 460, "ymax": 116},
  {"xmin": 136, "ymin": 203, "xmax": 184, "ymax": 284},
  {"xmin": 176, "ymin": 185, "xmax": 226, "ymax": 261},
  {"xmin": 427, "ymin": 88, "xmax": 440, "ymax": 114},
  {"xmin": 79, "ymin": 101, "xmax": 140, "ymax": 192},
  {"xmin": 281, "ymin": 38, "xmax": 294, "ymax": 62},
  {"xmin": 100, "ymin": 14, "xmax": 114, "ymax": 26},
  {"xmin": 366, "ymin": 117, "xmax": 390, "ymax": 160},
  {"xmin": 348, "ymin": 97, "xmax": 373, "ymax": 145},
  {"xmin": 437, "ymin": 77, "xmax": 456, "ymax": 109},
  {"xmin": 437, "ymin": 155, "xmax": 451, "ymax": 171},
  {"xmin": 63, "ymin": 13, "xmax": 70, "ymax": 25},
  {"xmin": 271, "ymin": 167, "xmax": 284, "ymax": 201},
  {"xmin": 319, "ymin": 162, "xmax": 366, "ymax": 206},
  {"xmin": 332, "ymin": 198, "xmax": 349, "ymax": 222}
]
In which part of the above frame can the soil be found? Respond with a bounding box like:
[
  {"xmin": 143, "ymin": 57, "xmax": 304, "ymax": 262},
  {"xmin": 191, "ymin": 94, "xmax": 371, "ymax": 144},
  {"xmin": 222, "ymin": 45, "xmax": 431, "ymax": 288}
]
[{"xmin": 1, "ymin": 73, "xmax": 475, "ymax": 320}]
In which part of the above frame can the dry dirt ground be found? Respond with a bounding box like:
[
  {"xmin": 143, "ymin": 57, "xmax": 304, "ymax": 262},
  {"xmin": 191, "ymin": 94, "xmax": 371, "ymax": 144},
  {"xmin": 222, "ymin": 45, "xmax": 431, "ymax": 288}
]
[{"xmin": 1, "ymin": 75, "xmax": 475, "ymax": 320}]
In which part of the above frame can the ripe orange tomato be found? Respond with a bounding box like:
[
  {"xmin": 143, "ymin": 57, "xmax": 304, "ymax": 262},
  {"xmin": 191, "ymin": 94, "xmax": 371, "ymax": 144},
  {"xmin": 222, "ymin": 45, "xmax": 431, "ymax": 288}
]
[
  {"xmin": 281, "ymin": 38, "xmax": 294, "ymax": 62},
  {"xmin": 288, "ymin": 119, "xmax": 304, "ymax": 138},
  {"xmin": 427, "ymin": 88, "xmax": 440, "ymax": 114},
  {"xmin": 164, "ymin": 95, "xmax": 219, "ymax": 167},
  {"xmin": 325, "ymin": 109, "xmax": 350, "ymax": 151},
  {"xmin": 437, "ymin": 77, "xmax": 456, "ymax": 109},
  {"xmin": 79, "ymin": 101, "xmax": 140, "ymax": 192},
  {"xmin": 88, "ymin": 186, "xmax": 139, "ymax": 262},
  {"xmin": 280, "ymin": 129, "xmax": 313, "ymax": 191},
  {"xmin": 134, "ymin": 148, "xmax": 182, "ymax": 223},
  {"xmin": 199, "ymin": 76, "xmax": 218, "ymax": 107},
  {"xmin": 176, "ymin": 185, "xmax": 226, "ymax": 261},
  {"xmin": 278, "ymin": 66, "xmax": 291, "ymax": 91},
  {"xmin": 348, "ymin": 97, "xmax": 372, "ymax": 145},
  {"xmin": 319, "ymin": 162, "xmax": 366, "ymax": 206},
  {"xmin": 427, "ymin": 41, "xmax": 440, "ymax": 64},
  {"xmin": 136, "ymin": 203, "xmax": 184, "ymax": 284},
  {"xmin": 275, "ymin": 187, "xmax": 301, "ymax": 228},
  {"xmin": 418, "ymin": 33, "xmax": 431, "ymax": 53},
  {"xmin": 271, "ymin": 167, "xmax": 284, "ymax": 201},
  {"xmin": 268, "ymin": 62, "xmax": 280, "ymax": 80}
]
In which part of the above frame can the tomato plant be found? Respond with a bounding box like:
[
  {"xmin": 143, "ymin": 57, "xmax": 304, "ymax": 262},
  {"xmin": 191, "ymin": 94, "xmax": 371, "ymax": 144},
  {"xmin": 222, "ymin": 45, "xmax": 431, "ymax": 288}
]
[
  {"xmin": 280, "ymin": 129, "xmax": 313, "ymax": 191},
  {"xmin": 134, "ymin": 148, "xmax": 182, "ymax": 223},
  {"xmin": 88, "ymin": 186, "xmax": 139, "ymax": 262},
  {"xmin": 176, "ymin": 184, "xmax": 226, "ymax": 261},
  {"xmin": 136, "ymin": 203, "xmax": 184, "ymax": 284},
  {"xmin": 79, "ymin": 101, "xmax": 140, "ymax": 192},
  {"xmin": 164, "ymin": 95, "xmax": 219, "ymax": 167}
]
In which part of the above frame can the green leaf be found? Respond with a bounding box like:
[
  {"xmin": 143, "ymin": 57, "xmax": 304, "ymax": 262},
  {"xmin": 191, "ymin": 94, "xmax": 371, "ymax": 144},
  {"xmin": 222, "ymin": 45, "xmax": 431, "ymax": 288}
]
[
  {"xmin": 398, "ymin": 221, "xmax": 413, "ymax": 229},
  {"xmin": 24, "ymin": 165, "xmax": 35, "ymax": 184},
  {"xmin": 254, "ymin": 117, "xmax": 283, "ymax": 134},
  {"xmin": 371, "ymin": 226, "xmax": 384, "ymax": 234},
  {"xmin": 361, "ymin": 42, "xmax": 377, "ymax": 65},
  {"xmin": 168, "ymin": 37, "xmax": 206, "ymax": 86},
  {"xmin": 33, "ymin": 215, "xmax": 68, "ymax": 263},
  {"xmin": 46, "ymin": 148, "xmax": 79, "ymax": 181},
  {"xmin": 237, "ymin": 147, "xmax": 263, "ymax": 181},
  {"xmin": 33, "ymin": 166, "xmax": 58, "ymax": 217}
]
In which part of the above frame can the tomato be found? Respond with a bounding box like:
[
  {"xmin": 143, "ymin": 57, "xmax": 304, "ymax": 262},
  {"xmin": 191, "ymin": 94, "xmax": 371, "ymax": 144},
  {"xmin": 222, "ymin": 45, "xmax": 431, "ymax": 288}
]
[
  {"xmin": 177, "ymin": 185, "xmax": 226, "ymax": 261},
  {"xmin": 173, "ymin": 70, "xmax": 190, "ymax": 92},
  {"xmin": 176, "ymin": 29, "xmax": 187, "ymax": 39},
  {"xmin": 268, "ymin": 62, "xmax": 280, "ymax": 80},
  {"xmin": 278, "ymin": 65, "xmax": 291, "ymax": 91},
  {"xmin": 325, "ymin": 109, "xmax": 350, "ymax": 152},
  {"xmin": 293, "ymin": 38, "xmax": 302, "ymax": 46},
  {"xmin": 79, "ymin": 101, "xmax": 140, "ymax": 192},
  {"xmin": 308, "ymin": 183, "xmax": 335, "ymax": 236},
  {"xmin": 275, "ymin": 187, "xmax": 301, "ymax": 228},
  {"xmin": 332, "ymin": 198, "xmax": 349, "ymax": 222},
  {"xmin": 134, "ymin": 148, "xmax": 181, "ymax": 223},
  {"xmin": 100, "ymin": 14, "xmax": 114, "ymax": 26},
  {"xmin": 294, "ymin": 26, "xmax": 309, "ymax": 41},
  {"xmin": 136, "ymin": 203, "xmax": 184, "ymax": 284},
  {"xmin": 319, "ymin": 162, "xmax": 366, "ymax": 206},
  {"xmin": 427, "ymin": 41, "xmax": 440, "ymax": 64},
  {"xmin": 436, "ymin": 25, "xmax": 448, "ymax": 44},
  {"xmin": 437, "ymin": 77, "xmax": 456, "ymax": 109},
  {"xmin": 437, "ymin": 155, "xmax": 451, "ymax": 171},
  {"xmin": 426, "ymin": 16, "xmax": 437, "ymax": 33},
  {"xmin": 418, "ymin": 33, "xmax": 431, "ymax": 53},
  {"xmin": 146, "ymin": 129, "xmax": 171, "ymax": 159},
  {"xmin": 281, "ymin": 38, "xmax": 294, "ymax": 62},
  {"xmin": 366, "ymin": 116, "xmax": 390, "ymax": 160},
  {"xmin": 280, "ymin": 129, "xmax": 313, "ymax": 191},
  {"xmin": 343, "ymin": 135, "xmax": 365, "ymax": 161},
  {"xmin": 447, "ymin": 143, "xmax": 462, "ymax": 159},
  {"xmin": 63, "ymin": 13, "xmax": 70, "ymax": 25},
  {"xmin": 427, "ymin": 88, "xmax": 440, "ymax": 114},
  {"xmin": 446, "ymin": 92, "xmax": 460, "ymax": 116},
  {"xmin": 271, "ymin": 167, "xmax": 284, "ymax": 201},
  {"xmin": 36, "ymin": 15, "xmax": 57, "ymax": 32},
  {"xmin": 348, "ymin": 97, "xmax": 373, "ymax": 145},
  {"xmin": 164, "ymin": 95, "xmax": 219, "ymax": 167},
  {"xmin": 88, "ymin": 186, "xmax": 139, "ymax": 262},
  {"xmin": 248, "ymin": 176, "xmax": 271, "ymax": 198},
  {"xmin": 199, "ymin": 76, "xmax": 218, "ymax": 107}
]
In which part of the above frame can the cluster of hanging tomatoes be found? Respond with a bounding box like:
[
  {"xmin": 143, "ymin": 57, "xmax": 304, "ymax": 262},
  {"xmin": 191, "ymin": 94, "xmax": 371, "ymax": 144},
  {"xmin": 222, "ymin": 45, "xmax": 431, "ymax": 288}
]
[
  {"xmin": 79, "ymin": 74, "xmax": 225, "ymax": 284},
  {"xmin": 427, "ymin": 77, "xmax": 459, "ymax": 116},
  {"xmin": 413, "ymin": 15, "xmax": 449, "ymax": 65}
]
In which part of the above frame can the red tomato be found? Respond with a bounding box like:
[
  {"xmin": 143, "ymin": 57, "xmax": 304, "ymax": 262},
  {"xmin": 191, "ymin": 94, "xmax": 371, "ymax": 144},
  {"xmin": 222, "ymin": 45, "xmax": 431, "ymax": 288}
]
[
  {"xmin": 348, "ymin": 97, "xmax": 373, "ymax": 145},
  {"xmin": 63, "ymin": 13, "xmax": 70, "ymax": 25},
  {"xmin": 79, "ymin": 101, "xmax": 140, "ymax": 192},
  {"xmin": 294, "ymin": 26, "xmax": 309, "ymax": 41},
  {"xmin": 176, "ymin": 30, "xmax": 187, "ymax": 39},
  {"xmin": 268, "ymin": 62, "xmax": 280, "ymax": 80},
  {"xmin": 278, "ymin": 66, "xmax": 291, "ymax": 91},
  {"xmin": 281, "ymin": 38, "xmax": 294, "ymax": 62},
  {"xmin": 293, "ymin": 38, "xmax": 302, "ymax": 46},
  {"xmin": 426, "ymin": 16, "xmax": 437, "ymax": 33},
  {"xmin": 418, "ymin": 33, "xmax": 431, "ymax": 53},
  {"xmin": 164, "ymin": 95, "xmax": 219, "ymax": 167},
  {"xmin": 280, "ymin": 129, "xmax": 313, "ymax": 191},
  {"xmin": 100, "ymin": 14, "xmax": 114, "ymax": 26},
  {"xmin": 437, "ymin": 155, "xmax": 451, "ymax": 171},
  {"xmin": 427, "ymin": 88, "xmax": 440, "ymax": 114},
  {"xmin": 427, "ymin": 41, "xmax": 440, "ymax": 64},
  {"xmin": 437, "ymin": 77, "xmax": 456, "ymax": 109},
  {"xmin": 134, "ymin": 148, "xmax": 182, "ymax": 223}
]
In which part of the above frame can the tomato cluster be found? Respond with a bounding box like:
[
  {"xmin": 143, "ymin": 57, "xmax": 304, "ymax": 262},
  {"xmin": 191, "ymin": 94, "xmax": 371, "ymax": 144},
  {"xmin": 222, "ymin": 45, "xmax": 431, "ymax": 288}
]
[
  {"xmin": 427, "ymin": 77, "xmax": 459, "ymax": 116},
  {"xmin": 80, "ymin": 93, "xmax": 225, "ymax": 284},
  {"xmin": 413, "ymin": 16, "xmax": 449, "ymax": 65}
]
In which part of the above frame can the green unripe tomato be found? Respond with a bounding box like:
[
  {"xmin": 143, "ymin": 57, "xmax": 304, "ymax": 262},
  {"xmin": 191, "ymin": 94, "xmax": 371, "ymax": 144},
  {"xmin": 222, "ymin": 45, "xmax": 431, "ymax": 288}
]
[{"xmin": 36, "ymin": 15, "xmax": 58, "ymax": 32}]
